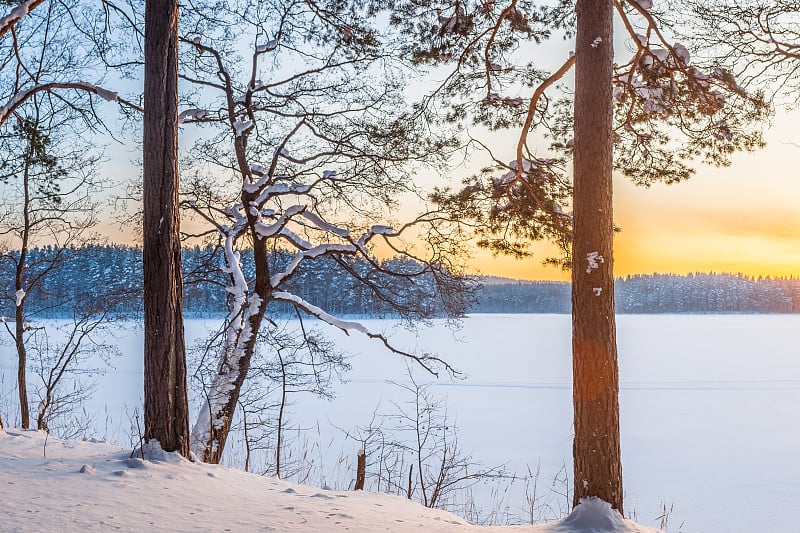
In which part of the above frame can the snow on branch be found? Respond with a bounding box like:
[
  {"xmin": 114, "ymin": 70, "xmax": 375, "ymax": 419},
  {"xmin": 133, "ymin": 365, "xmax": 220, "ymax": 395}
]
[
  {"xmin": 299, "ymin": 211, "xmax": 350, "ymax": 238},
  {"xmin": 270, "ymin": 243, "xmax": 356, "ymax": 288},
  {"xmin": 356, "ymin": 225, "xmax": 395, "ymax": 247},
  {"xmin": 272, "ymin": 291, "xmax": 369, "ymax": 334},
  {"xmin": 250, "ymin": 182, "xmax": 312, "ymax": 203},
  {"xmin": 277, "ymin": 227, "xmax": 314, "ymax": 250},
  {"xmin": 253, "ymin": 204, "xmax": 305, "ymax": 239},
  {"xmin": 271, "ymin": 291, "xmax": 456, "ymax": 377},
  {"xmin": 178, "ymin": 108, "xmax": 209, "ymax": 124},
  {"xmin": 0, "ymin": 0, "xmax": 44, "ymax": 39},
  {"xmin": 222, "ymin": 236, "xmax": 247, "ymax": 305},
  {"xmin": 0, "ymin": 82, "xmax": 140, "ymax": 125},
  {"xmin": 255, "ymin": 39, "xmax": 278, "ymax": 53}
]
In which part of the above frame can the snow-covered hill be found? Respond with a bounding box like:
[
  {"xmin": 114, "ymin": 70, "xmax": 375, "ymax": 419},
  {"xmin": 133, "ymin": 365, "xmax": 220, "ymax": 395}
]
[{"xmin": 0, "ymin": 429, "xmax": 660, "ymax": 532}]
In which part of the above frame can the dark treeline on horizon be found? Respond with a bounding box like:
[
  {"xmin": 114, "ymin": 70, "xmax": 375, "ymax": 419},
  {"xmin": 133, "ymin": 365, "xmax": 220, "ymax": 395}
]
[
  {"xmin": 2, "ymin": 245, "xmax": 799, "ymax": 318},
  {"xmin": 476, "ymin": 273, "xmax": 800, "ymax": 314}
]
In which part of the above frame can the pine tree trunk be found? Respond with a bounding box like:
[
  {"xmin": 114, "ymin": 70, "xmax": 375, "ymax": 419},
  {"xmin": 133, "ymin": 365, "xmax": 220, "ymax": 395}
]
[
  {"xmin": 142, "ymin": 0, "xmax": 190, "ymax": 457},
  {"xmin": 571, "ymin": 0, "xmax": 623, "ymax": 513}
]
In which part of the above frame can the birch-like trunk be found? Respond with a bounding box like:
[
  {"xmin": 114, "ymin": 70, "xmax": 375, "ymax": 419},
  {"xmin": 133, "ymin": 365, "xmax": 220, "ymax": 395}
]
[{"xmin": 190, "ymin": 234, "xmax": 269, "ymax": 463}]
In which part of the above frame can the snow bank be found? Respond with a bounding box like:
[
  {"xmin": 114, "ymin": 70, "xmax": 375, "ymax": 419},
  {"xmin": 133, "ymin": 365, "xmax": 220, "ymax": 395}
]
[
  {"xmin": 0, "ymin": 430, "xmax": 662, "ymax": 532},
  {"xmin": 540, "ymin": 497, "xmax": 659, "ymax": 532}
]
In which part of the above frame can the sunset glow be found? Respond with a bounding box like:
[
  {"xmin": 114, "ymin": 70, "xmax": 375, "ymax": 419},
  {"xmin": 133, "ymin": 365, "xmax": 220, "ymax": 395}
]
[{"xmin": 468, "ymin": 109, "xmax": 800, "ymax": 281}]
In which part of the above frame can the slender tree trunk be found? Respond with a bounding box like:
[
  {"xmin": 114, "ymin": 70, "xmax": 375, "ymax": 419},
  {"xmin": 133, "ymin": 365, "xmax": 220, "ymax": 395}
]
[
  {"xmin": 355, "ymin": 449, "xmax": 366, "ymax": 490},
  {"xmin": 571, "ymin": 0, "xmax": 623, "ymax": 513},
  {"xmin": 276, "ymin": 352, "xmax": 287, "ymax": 478},
  {"xmin": 36, "ymin": 390, "xmax": 50, "ymax": 431},
  {"xmin": 15, "ymin": 304, "xmax": 28, "ymax": 429},
  {"xmin": 15, "ymin": 138, "xmax": 33, "ymax": 430},
  {"xmin": 142, "ymin": 0, "xmax": 190, "ymax": 457}
]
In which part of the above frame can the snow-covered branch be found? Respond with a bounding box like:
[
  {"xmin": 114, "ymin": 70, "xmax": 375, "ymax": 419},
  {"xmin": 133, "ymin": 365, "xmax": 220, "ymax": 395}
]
[
  {"xmin": 0, "ymin": 82, "xmax": 141, "ymax": 125},
  {"xmin": 272, "ymin": 291, "xmax": 457, "ymax": 377},
  {"xmin": 252, "ymin": 204, "xmax": 306, "ymax": 239},
  {"xmin": 269, "ymin": 243, "xmax": 356, "ymax": 288},
  {"xmin": 0, "ymin": 0, "xmax": 44, "ymax": 39}
]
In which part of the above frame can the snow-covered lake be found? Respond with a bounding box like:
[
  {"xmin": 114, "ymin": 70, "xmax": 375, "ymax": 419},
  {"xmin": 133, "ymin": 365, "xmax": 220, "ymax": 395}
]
[{"xmin": 2, "ymin": 314, "xmax": 798, "ymax": 532}]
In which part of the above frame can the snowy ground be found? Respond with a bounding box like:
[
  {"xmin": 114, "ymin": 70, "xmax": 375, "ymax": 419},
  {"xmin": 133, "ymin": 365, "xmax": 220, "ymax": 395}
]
[
  {"xmin": 2, "ymin": 314, "xmax": 798, "ymax": 532},
  {"xmin": 0, "ymin": 428, "xmax": 659, "ymax": 532}
]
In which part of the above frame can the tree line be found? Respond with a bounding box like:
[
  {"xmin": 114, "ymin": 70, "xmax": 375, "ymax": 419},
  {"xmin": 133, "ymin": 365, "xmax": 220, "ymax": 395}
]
[
  {"xmin": 476, "ymin": 273, "xmax": 800, "ymax": 314},
  {"xmin": 3, "ymin": 245, "xmax": 798, "ymax": 317},
  {"xmin": 0, "ymin": 245, "xmax": 459, "ymax": 318}
]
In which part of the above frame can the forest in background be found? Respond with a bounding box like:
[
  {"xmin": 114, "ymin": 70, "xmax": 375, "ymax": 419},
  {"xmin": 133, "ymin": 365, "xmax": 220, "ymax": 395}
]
[{"xmin": 3, "ymin": 245, "xmax": 798, "ymax": 317}]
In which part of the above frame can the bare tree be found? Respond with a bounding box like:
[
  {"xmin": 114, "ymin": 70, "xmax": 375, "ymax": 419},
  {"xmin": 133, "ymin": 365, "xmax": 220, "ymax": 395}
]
[
  {"xmin": 258, "ymin": 325, "xmax": 348, "ymax": 479},
  {"xmin": 176, "ymin": 0, "xmax": 472, "ymax": 464},
  {"xmin": 191, "ymin": 320, "xmax": 350, "ymax": 477},
  {"xmin": 340, "ymin": 367, "xmax": 508, "ymax": 513},
  {"xmin": 0, "ymin": 0, "xmax": 145, "ymax": 430},
  {"xmin": 0, "ymin": 0, "xmax": 140, "ymax": 127},
  {"xmin": 31, "ymin": 302, "xmax": 121, "ymax": 436},
  {"xmin": 0, "ymin": 105, "xmax": 103, "ymax": 429}
]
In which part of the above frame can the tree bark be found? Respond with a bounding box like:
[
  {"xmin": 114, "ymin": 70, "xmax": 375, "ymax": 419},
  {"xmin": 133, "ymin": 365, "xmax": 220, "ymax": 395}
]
[
  {"xmin": 142, "ymin": 0, "xmax": 190, "ymax": 457},
  {"xmin": 571, "ymin": 0, "xmax": 623, "ymax": 513},
  {"xmin": 189, "ymin": 128, "xmax": 272, "ymax": 464},
  {"xmin": 15, "ymin": 304, "xmax": 28, "ymax": 429},
  {"xmin": 191, "ymin": 224, "xmax": 270, "ymax": 464},
  {"xmin": 355, "ymin": 449, "xmax": 366, "ymax": 490}
]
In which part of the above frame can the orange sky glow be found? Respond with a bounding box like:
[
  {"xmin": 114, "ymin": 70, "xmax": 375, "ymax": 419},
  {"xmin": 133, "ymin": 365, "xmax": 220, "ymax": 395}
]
[
  {"xmin": 467, "ymin": 109, "xmax": 800, "ymax": 281},
  {"xmin": 102, "ymin": 103, "xmax": 800, "ymax": 284}
]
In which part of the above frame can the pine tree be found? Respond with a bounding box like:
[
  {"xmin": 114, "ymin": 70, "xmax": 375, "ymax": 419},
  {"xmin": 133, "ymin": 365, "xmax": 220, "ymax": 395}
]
[{"xmin": 142, "ymin": 0, "xmax": 190, "ymax": 457}]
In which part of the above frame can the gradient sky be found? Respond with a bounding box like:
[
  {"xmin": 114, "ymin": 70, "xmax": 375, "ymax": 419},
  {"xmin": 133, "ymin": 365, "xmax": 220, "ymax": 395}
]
[
  {"xmin": 467, "ymin": 108, "xmax": 800, "ymax": 281},
  {"xmin": 104, "ymin": 107, "xmax": 800, "ymax": 282},
  {"xmin": 98, "ymin": 42, "xmax": 800, "ymax": 283}
]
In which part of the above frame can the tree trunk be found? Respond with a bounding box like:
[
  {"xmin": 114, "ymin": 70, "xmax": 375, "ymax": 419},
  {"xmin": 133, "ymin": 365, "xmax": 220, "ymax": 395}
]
[
  {"xmin": 189, "ymin": 235, "xmax": 269, "ymax": 464},
  {"xmin": 15, "ymin": 305, "xmax": 29, "ymax": 429},
  {"xmin": 355, "ymin": 449, "xmax": 366, "ymax": 490},
  {"xmin": 15, "ymin": 138, "xmax": 33, "ymax": 430},
  {"xmin": 571, "ymin": 0, "xmax": 623, "ymax": 513},
  {"xmin": 189, "ymin": 135, "xmax": 271, "ymax": 464},
  {"xmin": 142, "ymin": 0, "xmax": 190, "ymax": 457}
]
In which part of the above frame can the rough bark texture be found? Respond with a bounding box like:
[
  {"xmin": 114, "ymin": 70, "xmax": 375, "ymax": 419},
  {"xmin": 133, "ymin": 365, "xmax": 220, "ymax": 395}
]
[
  {"xmin": 571, "ymin": 0, "xmax": 623, "ymax": 513},
  {"xmin": 142, "ymin": 0, "xmax": 190, "ymax": 457}
]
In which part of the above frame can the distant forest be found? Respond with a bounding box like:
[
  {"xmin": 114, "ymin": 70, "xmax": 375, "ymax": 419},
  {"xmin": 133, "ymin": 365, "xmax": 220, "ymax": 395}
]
[{"xmin": 2, "ymin": 245, "xmax": 799, "ymax": 317}]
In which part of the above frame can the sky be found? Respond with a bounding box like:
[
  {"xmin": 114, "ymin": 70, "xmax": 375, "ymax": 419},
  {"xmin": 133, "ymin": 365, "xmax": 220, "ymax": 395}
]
[
  {"xmin": 92, "ymin": 17, "xmax": 800, "ymax": 284},
  {"xmin": 470, "ymin": 107, "xmax": 800, "ymax": 281},
  {"xmin": 102, "ymin": 105, "xmax": 800, "ymax": 283}
]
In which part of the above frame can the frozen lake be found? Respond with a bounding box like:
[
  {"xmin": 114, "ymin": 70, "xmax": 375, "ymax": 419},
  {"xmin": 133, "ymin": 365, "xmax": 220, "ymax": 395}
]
[{"xmin": 2, "ymin": 314, "xmax": 798, "ymax": 532}]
